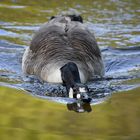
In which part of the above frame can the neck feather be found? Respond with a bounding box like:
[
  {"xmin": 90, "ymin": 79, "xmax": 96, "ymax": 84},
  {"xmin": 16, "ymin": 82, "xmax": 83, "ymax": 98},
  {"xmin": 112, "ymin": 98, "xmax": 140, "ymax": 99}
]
[{"xmin": 60, "ymin": 62, "xmax": 81, "ymax": 93}]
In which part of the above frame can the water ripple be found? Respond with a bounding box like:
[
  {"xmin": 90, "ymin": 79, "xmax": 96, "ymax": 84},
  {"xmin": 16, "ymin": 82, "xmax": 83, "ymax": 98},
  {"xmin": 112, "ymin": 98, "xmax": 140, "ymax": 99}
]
[{"xmin": 0, "ymin": 40, "xmax": 140, "ymax": 104}]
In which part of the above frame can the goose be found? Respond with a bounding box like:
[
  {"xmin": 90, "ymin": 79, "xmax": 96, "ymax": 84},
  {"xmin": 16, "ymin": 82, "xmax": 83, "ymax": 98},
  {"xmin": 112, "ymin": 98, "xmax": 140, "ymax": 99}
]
[{"xmin": 22, "ymin": 15, "xmax": 104, "ymax": 101}]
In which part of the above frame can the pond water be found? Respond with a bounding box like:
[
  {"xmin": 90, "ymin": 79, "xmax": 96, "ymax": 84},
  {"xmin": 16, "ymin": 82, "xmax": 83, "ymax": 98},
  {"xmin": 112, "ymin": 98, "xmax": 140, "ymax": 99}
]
[{"xmin": 0, "ymin": 0, "xmax": 140, "ymax": 139}]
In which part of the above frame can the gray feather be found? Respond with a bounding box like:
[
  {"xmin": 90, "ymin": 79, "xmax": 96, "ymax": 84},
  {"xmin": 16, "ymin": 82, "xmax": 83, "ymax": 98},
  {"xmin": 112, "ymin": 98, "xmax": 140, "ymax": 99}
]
[{"xmin": 22, "ymin": 16, "xmax": 104, "ymax": 83}]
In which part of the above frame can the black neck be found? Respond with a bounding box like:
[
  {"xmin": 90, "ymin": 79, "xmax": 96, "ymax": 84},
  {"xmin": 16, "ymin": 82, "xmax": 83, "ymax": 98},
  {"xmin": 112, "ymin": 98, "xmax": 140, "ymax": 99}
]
[{"xmin": 60, "ymin": 62, "xmax": 81, "ymax": 93}]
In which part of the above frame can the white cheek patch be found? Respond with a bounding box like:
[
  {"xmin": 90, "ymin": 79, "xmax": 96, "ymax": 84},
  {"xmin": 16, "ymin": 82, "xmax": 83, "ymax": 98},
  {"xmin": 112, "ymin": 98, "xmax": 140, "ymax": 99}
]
[
  {"xmin": 76, "ymin": 94, "xmax": 81, "ymax": 99},
  {"xmin": 69, "ymin": 88, "xmax": 73, "ymax": 98},
  {"xmin": 79, "ymin": 87, "xmax": 86, "ymax": 93}
]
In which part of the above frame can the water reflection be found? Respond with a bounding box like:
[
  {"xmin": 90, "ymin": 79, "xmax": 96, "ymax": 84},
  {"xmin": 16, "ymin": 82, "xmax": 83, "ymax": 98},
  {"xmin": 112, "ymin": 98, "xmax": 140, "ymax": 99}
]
[
  {"xmin": 0, "ymin": 0, "xmax": 140, "ymax": 139},
  {"xmin": 0, "ymin": 86, "xmax": 140, "ymax": 139},
  {"xmin": 67, "ymin": 102, "xmax": 92, "ymax": 113}
]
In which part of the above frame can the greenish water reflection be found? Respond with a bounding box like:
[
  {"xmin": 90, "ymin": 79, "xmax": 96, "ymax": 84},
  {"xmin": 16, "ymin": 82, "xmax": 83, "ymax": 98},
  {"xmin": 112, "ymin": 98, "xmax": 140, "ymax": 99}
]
[
  {"xmin": 0, "ymin": 86, "xmax": 140, "ymax": 140},
  {"xmin": 0, "ymin": 0, "xmax": 140, "ymax": 47},
  {"xmin": 0, "ymin": 0, "xmax": 140, "ymax": 139}
]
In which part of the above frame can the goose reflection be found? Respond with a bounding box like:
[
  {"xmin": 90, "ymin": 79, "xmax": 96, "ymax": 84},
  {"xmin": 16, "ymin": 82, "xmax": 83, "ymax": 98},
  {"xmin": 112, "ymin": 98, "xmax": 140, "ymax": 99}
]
[{"xmin": 67, "ymin": 101, "xmax": 92, "ymax": 113}]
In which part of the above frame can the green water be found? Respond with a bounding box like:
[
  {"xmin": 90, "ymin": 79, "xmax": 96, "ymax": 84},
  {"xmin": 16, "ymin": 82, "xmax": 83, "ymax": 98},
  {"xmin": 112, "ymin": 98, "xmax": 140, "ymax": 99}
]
[
  {"xmin": 0, "ymin": 86, "xmax": 140, "ymax": 140},
  {"xmin": 0, "ymin": 0, "xmax": 140, "ymax": 139},
  {"xmin": 0, "ymin": 0, "xmax": 140, "ymax": 47}
]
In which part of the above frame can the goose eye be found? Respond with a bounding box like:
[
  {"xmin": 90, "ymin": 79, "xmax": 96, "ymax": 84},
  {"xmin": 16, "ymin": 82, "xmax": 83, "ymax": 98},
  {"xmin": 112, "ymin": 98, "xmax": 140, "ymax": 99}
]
[{"xmin": 82, "ymin": 95, "xmax": 85, "ymax": 98}]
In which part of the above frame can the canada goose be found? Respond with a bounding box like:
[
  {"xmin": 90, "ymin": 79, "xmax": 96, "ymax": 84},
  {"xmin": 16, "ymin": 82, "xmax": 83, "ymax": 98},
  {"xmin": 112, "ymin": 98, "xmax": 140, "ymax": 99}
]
[{"xmin": 22, "ymin": 15, "xmax": 104, "ymax": 101}]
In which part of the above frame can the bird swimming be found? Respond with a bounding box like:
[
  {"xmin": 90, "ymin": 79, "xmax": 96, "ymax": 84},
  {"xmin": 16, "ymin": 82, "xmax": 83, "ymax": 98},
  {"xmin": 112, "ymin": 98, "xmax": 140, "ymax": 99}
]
[{"xmin": 22, "ymin": 15, "xmax": 104, "ymax": 102}]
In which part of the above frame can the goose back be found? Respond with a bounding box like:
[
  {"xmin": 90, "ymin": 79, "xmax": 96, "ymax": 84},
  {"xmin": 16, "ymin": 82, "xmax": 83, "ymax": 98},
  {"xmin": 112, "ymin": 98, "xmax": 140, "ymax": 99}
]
[{"xmin": 22, "ymin": 16, "xmax": 104, "ymax": 83}]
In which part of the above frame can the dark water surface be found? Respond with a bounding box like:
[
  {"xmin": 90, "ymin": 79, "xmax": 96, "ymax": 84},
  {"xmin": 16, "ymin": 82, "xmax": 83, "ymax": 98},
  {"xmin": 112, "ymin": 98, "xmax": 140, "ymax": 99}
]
[{"xmin": 0, "ymin": 0, "xmax": 140, "ymax": 139}]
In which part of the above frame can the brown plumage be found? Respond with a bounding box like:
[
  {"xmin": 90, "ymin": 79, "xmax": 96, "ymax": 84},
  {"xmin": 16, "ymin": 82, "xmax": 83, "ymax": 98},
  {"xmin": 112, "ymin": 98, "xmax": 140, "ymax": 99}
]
[{"xmin": 22, "ymin": 15, "xmax": 104, "ymax": 83}]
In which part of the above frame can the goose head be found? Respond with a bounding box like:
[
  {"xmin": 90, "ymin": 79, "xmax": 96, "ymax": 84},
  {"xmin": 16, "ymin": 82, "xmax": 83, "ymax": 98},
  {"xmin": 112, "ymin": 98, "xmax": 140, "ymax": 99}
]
[
  {"xmin": 60, "ymin": 62, "xmax": 91, "ymax": 103},
  {"xmin": 50, "ymin": 15, "xmax": 83, "ymax": 23},
  {"xmin": 69, "ymin": 84, "xmax": 92, "ymax": 103}
]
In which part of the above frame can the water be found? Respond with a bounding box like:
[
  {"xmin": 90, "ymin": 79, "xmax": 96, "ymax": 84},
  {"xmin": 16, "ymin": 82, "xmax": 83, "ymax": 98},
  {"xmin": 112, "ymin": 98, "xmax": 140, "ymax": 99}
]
[
  {"xmin": 0, "ymin": 0, "xmax": 140, "ymax": 139},
  {"xmin": 0, "ymin": 0, "xmax": 140, "ymax": 106},
  {"xmin": 0, "ymin": 25, "xmax": 140, "ymax": 102}
]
